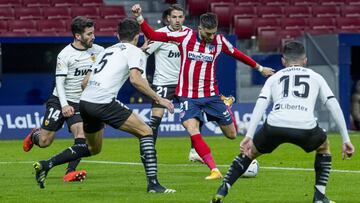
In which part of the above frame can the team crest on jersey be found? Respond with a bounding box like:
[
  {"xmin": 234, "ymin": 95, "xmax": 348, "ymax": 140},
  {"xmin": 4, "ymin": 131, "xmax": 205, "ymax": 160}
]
[
  {"xmin": 188, "ymin": 51, "xmax": 213, "ymax": 62},
  {"xmin": 208, "ymin": 45, "xmax": 216, "ymax": 53},
  {"xmin": 44, "ymin": 119, "xmax": 49, "ymax": 126},
  {"xmin": 90, "ymin": 54, "xmax": 96, "ymax": 62}
]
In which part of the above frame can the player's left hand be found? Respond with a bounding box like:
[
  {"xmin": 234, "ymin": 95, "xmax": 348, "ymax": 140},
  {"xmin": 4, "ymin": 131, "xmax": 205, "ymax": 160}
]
[
  {"xmin": 342, "ymin": 142, "xmax": 355, "ymax": 160},
  {"xmin": 141, "ymin": 37, "xmax": 153, "ymax": 53},
  {"xmin": 260, "ymin": 67, "xmax": 275, "ymax": 77},
  {"xmin": 158, "ymin": 98, "xmax": 174, "ymax": 114}
]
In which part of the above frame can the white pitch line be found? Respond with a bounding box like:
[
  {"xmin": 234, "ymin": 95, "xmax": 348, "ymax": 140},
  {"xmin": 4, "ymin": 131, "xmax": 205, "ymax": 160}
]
[{"xmin": 1, "ymin": 160, "xmax": 359, "ymax": 174}]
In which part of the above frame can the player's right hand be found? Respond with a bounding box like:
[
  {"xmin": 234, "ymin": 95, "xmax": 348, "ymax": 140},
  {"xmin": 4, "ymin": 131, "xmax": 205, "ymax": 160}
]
[
  {"xmin": 261, "ymin": 67, "xmax": 275, "ymax": 77},
  {"xmin": 131, "ymin": 4, "xmax": 142, "ymax": 17},
  {"xmin": 342, "ymin": 142, "xmax": 355, "ymax": 160},
  {"xmin": 240, "ymin": 136, "xmax": 252, "ymax": 156},
  {"xmin": 158, "ymin": 98, "xmax": 174, "ymax": 114},
  {"xmin": 62, "ymin": 105, "xmax": 74, "ymax": 117}
]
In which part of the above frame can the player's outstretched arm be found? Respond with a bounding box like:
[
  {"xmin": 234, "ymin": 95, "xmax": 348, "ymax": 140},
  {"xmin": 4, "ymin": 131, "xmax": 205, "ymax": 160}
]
[
  {"xmin": 325, "ymin": 98, "xmax": 355, "ymax": 159},
  {"xmin": 255, "ymin": 63, "xmax": 275, "ymax": 77},
  {"xmin": 221, "ymin": 40, "xmax": 275, "ymax": 77},
  {"xmin": 129, "ymin": 68, "xmax": 174, "ymax": 113},
  {"xmin": 132, "ymin": 4, "xmax": 182, "ymax": 44}
]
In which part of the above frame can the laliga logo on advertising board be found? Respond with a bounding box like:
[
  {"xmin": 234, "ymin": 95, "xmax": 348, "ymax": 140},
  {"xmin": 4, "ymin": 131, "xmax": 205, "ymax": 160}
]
[{"xmin": 2, "ymin": 112, "xmax": 43, "ymax": 130}]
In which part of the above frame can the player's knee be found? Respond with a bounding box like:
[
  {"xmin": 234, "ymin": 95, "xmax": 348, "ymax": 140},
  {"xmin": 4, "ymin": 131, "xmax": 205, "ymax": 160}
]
[
  {"xmin": 38, "ymin": 135, "xmax": 54, "ymax": 147},
  {"xmin": 139, "ymin": 124, "xmax": 153, "ymax": 136},
  {"xmin": 88, "ymin": 145, "xmax": 101, "ymax": 155},
  {"xmin": 226, "ymin": 130, "xmax": 237, "ymax": 140},
  {"xmin": 316, "ymin": 139, "xmax": 330, "ymax": 154},
  {"xmin": 185, "ymin": 125, "xmax": 199, "ymax": 135},
  {"xmin": 74, "ymin": 132, "xmax": 85, "ymax": 139}
]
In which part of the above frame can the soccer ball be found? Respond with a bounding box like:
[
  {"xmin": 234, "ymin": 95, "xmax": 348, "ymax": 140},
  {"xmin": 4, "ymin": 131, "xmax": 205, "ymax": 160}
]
[{"xmin": 241, "ymin": 159, "xmax": 259, "ymax": 178}]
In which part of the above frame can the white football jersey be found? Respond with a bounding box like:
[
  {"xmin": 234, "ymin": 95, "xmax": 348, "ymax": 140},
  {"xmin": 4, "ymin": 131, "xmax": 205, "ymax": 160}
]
[
  {"xmin": 52, "ymin": 44, "xmax": 104, "ymax": 103},
  {"xmin": 260, "ymin": 66, "xmax": 334, "ymax": 129},
  {"xmin": 145, "ymin": 26, "xmax": 187, "ymax": 86},
  {"xmin": 81, "ymin": 43, "xmax": 146, "ymax": 104}
]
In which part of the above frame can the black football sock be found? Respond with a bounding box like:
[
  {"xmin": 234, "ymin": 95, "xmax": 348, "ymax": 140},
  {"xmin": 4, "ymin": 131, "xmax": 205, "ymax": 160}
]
[
  {"xmin": 31, "ymin": 129, "xmax": 41, "ymax": 146},
  {"xmin": 314, "ymin": 153, "xmax": 332, "ymax": 197},
  {"xmin": 65, "ymin": 138, "xmax": 86, "ymax": 174},
  {"xmin": 217, "ymin": 154, "xmax": 252, "ymax": 197},
  {"xmin": 41, "ymin": 143, "xmax": 91, "ymax": 171},
  {"xmin": 148, "ymin": 116, "xmax": 161, "ymax": 144},
  {"xmin": 139, "ymin": 135, "xmax": 158, "ymax": 185}
]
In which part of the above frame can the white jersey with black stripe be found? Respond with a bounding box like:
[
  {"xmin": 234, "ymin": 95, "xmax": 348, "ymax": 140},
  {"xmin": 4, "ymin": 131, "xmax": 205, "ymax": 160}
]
[
  {"xmin": 81, "ymin": 42, "xmax": 147, "ymax": 104},
  {"xmin": 52, "ymin": 43, "xmax": 104, "ymax": 103},
  {"xmin": 259, "ymin": 66, "xmax": 334, "ymax": 129},
  {"xmin": 145, "ymin": 25, "xmax": 188, "ymax": 86}
]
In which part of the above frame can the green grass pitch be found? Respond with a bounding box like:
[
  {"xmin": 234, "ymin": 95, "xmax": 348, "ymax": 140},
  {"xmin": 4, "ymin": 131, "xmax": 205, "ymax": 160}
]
[{"xmin": 0, "ymin": 133, "xmax": 359, "ymax": 203}]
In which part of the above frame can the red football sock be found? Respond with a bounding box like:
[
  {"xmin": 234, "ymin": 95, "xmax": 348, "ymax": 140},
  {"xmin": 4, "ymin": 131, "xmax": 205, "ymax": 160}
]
[{"xmin": 191, "ymin": 134, "xmax": 216, "ymax": 170}]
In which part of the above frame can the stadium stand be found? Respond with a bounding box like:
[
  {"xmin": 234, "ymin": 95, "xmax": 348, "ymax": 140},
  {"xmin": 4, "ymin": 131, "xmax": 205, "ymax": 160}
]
[
  {"xmin": 15, "ymin": 7, "xmax": 43, "ymax": 20},
  {"xmin": 78, "ymin": 0, "xmax": 103, "ymax": 7},
  {"xmin": 43, "ymin": 8, "xmax": 71, "ymax": 20},
  {"xmin": 341, "ymin": 5, "xmax": 360, "ymax": 18},
  {"xmin": 235, "ymin": 0, "xmax": 261, "ymax": 6},
  {"xmin": 8, "ymin": 20, "xmax": 37, "ymax": 34},
  {"xmin": 23, "ymin": 0, "xmax": 51, "ymax": 7},
  {"xmin": 290, "ymin": 0, "xmax": 318, "ymax": 6},
  {"xmin": 1, "ymin": 0, "xmax": 359, "ymax": 51},
  {"xmin": 37, "ymin": 19, "xmax": 67, "ymax": 33},
  {"xmin": 210, "ymin": 2, "xmax": 234, "ymax": 28},
  {"xmin": 51, "ymin": 0, "xmax": 79, "ymax": 7},
  {"xmin": 186, "ymin": 0, "xmax": 208, "ymax": 16},
  {"xmin": 70, "ymin": 7, "xmax": 100, "ymax": 19},
  {"xmin": 100, "ymin": 6, "xmax": 126, "ymax": 20},
  {"xmin": 0, "ymin": 0, "xmax": 22, "ymax": 8},
  {"xmin": 0, "ymin": 7, "xmax": 15, "ymax": 20},
  {"xmin": 284, "ymin": 6, "xmax": 312, "ymax": 18}
]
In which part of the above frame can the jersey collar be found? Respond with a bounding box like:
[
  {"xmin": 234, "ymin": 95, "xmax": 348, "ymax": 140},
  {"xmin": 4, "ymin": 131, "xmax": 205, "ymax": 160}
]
[{"xmin": 71, "ymin": 43, "xmax": 88, "ymax": 51}]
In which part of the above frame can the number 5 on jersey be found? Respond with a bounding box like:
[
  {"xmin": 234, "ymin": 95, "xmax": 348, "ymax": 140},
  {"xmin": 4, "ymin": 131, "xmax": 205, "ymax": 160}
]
[{"xmin": 94, "ymin": 52, "xmax": 114, "ymax": 74}]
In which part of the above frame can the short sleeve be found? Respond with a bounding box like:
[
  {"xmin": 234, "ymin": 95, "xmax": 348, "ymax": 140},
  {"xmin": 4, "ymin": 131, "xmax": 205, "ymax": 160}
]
[{"xmin": 128, "ymin": 46, "xmax": 146, "ymax": 74}]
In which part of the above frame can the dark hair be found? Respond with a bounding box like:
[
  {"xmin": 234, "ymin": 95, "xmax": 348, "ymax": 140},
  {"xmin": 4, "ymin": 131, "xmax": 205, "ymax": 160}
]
[
  {"xmin": 199, "ymin": 12, "xmax": 218, "ymax": 29},
  {"xmin": 117, "ymin": 18, "xmax": 140, "ymax": 41},
  {"xmin": 161, "ymin": 8, "xmax": 170, "ymax": 26},
  {"xmin": 71, "ymin": 16, "xmax": 94, "ymax": 37},
  {"xmin": 168, "ymin": 4, "xmax": 185, "ymax": 15},
  {"xmin": 282, "ymin": 41, "xmax": 306, "ymax": 61}
]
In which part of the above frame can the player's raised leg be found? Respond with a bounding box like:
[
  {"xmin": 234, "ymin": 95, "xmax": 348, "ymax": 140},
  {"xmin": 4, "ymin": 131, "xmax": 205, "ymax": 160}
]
[{"xmin": 220, "ymin": 95, "xmax": 238, "ymax": 133}]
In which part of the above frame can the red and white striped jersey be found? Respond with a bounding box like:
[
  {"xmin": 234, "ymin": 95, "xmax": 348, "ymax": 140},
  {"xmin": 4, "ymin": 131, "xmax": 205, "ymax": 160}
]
[{"xmin": 141, "ymin": 20, "xmax": 257, "ymax": 98}]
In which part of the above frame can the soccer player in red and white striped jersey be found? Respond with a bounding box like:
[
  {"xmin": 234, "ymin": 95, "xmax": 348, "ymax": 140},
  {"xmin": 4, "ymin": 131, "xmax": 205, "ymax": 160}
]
[{"xmin": 132, "ymin": 4, "xmax": 274, "ymax": 180}]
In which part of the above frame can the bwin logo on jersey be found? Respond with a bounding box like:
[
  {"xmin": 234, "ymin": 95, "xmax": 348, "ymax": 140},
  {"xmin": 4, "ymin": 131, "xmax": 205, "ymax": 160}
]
[
  {"xmin": 74, "ymin": 68, "xmax": 89, "ymax": 76},
  {"xmin": 0, "ymin": 116, "xmax": 3, "ymax": 134},
  {"xmin": 168, "ymin": 50, "xmax": 180, "ymax": 58}
]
